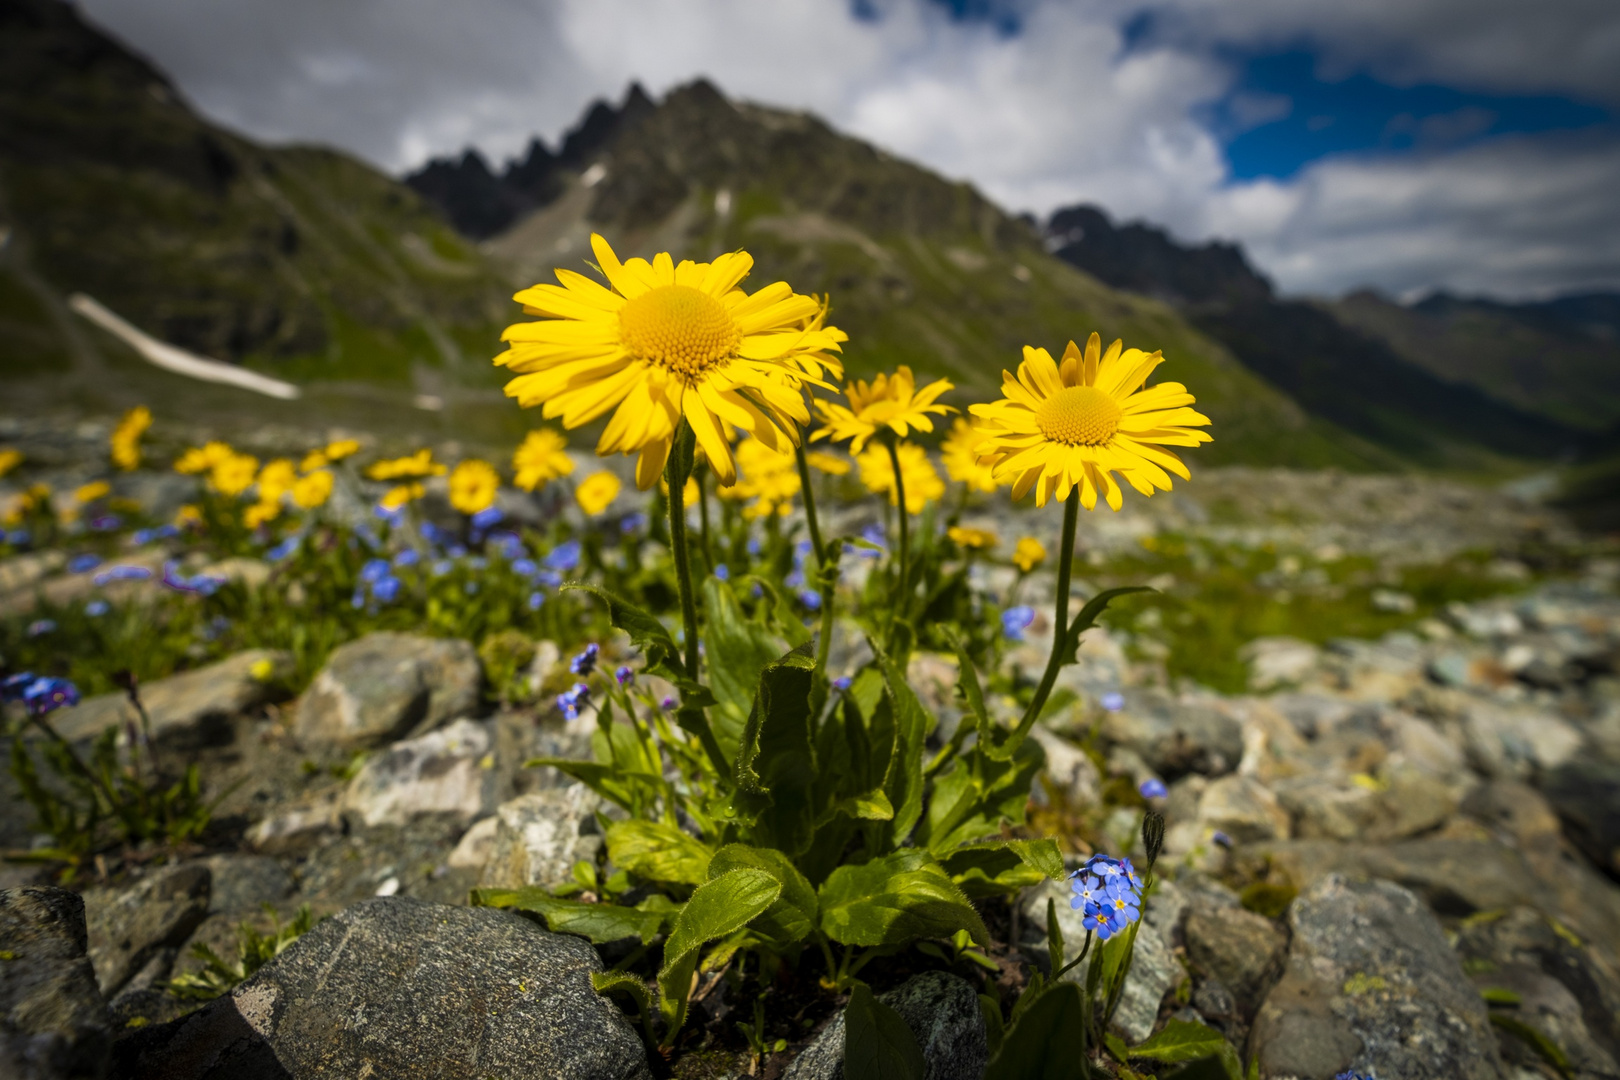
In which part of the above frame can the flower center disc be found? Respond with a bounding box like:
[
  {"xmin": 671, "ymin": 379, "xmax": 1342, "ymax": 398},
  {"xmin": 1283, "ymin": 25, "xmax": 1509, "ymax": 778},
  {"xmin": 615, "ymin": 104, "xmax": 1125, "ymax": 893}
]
[
  {"xmin": 618, "ymin": 285, "xmax": 740, "ymax": 379},
  {"xmin": 1035, "ymin": 385, "xmax": 1123, "ymax": 446}
]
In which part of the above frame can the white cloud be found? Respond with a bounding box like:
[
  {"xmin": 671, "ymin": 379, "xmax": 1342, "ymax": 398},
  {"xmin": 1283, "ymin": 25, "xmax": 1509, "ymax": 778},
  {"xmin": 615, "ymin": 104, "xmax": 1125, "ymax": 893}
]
[{"xmin": 70, "ymin": 0, "xmax": 1620, "ymax": 300}]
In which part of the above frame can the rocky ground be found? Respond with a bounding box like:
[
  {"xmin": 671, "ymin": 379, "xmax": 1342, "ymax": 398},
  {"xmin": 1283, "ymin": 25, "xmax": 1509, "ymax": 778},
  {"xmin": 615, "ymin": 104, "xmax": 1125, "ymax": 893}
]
[{"xmin": 3, "ymin": 414, "xmax": 1619, "ymax": 1079}]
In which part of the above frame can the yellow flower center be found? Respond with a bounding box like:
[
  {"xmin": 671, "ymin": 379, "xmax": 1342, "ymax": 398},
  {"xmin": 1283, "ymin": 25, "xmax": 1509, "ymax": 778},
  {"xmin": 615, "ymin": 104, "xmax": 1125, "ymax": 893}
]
[
  {"xmin": 1035, "ymin": 386, "xmax": 1122, "ymax": 447},
  {"xmin": 618, "ymin": 285, "xmax": 740, "ymax": 379}
]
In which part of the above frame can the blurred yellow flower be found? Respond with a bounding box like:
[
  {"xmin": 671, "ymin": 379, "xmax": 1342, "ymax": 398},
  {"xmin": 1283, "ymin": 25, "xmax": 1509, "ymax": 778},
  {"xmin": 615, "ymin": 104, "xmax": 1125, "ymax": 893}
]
[
  {"xmin": 512, "ymin": 429, "xmax": 574, "ymax": 492},
  {"xmin": 941, "ymin": 418, "xmax": 998, "ymax": 493},
  {"xmin": 291, "ymin": 469, "xmax": 334, "ymax": 510},
  {"xmin": 856, "ymin": 442, "xmax": 944, "ymax": 515},
  {"xmin": 2, "ymin": 484, "xmax": 50, "ymax": 526},
  {"xmin": 257, "ymin": 459, "xmax": 297, "ymax": 503},
  {"xmin": 1013, "ymin": 536, "xmax": 1046, "ymax": 573},
  {"xmin": 495, "ymin": 233, "xmax": 845, "ymax": 489},
  {"xmin": 175, "ymin": 504, "xmax": 202, "ymax": 528},
  {"xmin": 243, "ymin": 499, "xmax": 281, "ymax": 529},
  {"xmin": 805, "ymin": 451, "xmax": 850, "ymax": 476},
  {"xmin": 366, "ymin": 449, "xmax": 446, "ymax": 481},
  {"xmin": 249, "ymin": 658, "xmax": 276, "ymax": 681},
  {"xmin": 575, "ymin": 470, "xmax": 621, "ymax": 516},
  {"xmin": 719, "ymin": 437, "xmax": 800, "ymax": 519},
  {"xmin": 948, "ymin": 525, "xmax": 997, "ymax": 550},
  {"xmin": 110, "ymin": 406, "xmax": 151, "ymax": 471},
  {"xmin": 324, "ymin": 439, "xmax": 361, "ymax": 461},
  {"xmin": 299, "ymin": 450, "xmax": 329, "ymax": 473},
  {"xmin": 74, "ymin": 481, "xmax": 111, "ymax": 504},
  {"xmin": 812, "ymin": 367, "xmax": 954, "ymax": 453},
  {"xmin": 0, "ymin": 448, "xmax": 21, "ymax": 478},
  {"xmin": 174, "ymin": 441, "xmax": 234, "ymax": 475},
  {"xmin": 380, "ymin": 482, "xmax": 425, "ymax": 510},
  {"xmin": 970, "ymin": 333, "xmax": 1211, "ymax": 510},
  {"xmin": 449, "ymin": 459, "xmax": 500, "ymax": 515},
  {"xmin": 209, "ymin": 453, "xmax": 259, "ymax": 498}
]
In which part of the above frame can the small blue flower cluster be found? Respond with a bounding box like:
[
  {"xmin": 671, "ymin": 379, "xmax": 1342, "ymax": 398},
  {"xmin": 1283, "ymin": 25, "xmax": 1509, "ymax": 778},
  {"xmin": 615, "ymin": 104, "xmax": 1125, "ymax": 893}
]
[
  {"xmin": 570, "ymin": 643, "xmax": 599, "ymax": 677},
  {"xmin": 782, "ymin": 539, "xmax": 823, "ymax": 609},
  {"xmin": 1068, "ymin": 854, "xmax": 1144, "ymax": 941},
  {"xmin": 1, "ymin": 673, "xmax": 82, "ymax": 716},
  {"xmin": 557, "ymin": 682, "xmax": 591, "ymax": 721},
  {"xmin": 353, "ymin": 557, "xmax": 402, "ymax": 608},
  {"xmin": 1002, "ymin": 605, "xmax": 1036, "ymax": 641},
  {"xmin": 1334, "ymin": 1072, "xmax": 1374, "ymax": 1080}
]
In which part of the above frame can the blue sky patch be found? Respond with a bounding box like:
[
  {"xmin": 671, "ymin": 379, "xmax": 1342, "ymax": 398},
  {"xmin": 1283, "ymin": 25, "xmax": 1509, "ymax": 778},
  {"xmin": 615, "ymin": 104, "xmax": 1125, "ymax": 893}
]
[{"xmin": 1211, "ymin": 51, "xmax": 1612, "ymax": 180}]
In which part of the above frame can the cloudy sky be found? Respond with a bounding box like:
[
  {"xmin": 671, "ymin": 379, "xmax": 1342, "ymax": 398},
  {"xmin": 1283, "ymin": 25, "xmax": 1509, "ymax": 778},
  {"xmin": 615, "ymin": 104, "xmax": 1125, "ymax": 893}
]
[{"xmin": 77, "ymin": 0, "xmax": 1620, "ymax": 301}]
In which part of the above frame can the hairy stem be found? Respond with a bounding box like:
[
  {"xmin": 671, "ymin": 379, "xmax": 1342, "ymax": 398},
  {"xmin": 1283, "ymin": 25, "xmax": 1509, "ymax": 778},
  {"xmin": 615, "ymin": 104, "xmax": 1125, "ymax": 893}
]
[
  {"xmin": 1020, "ymin": 490, "xmax": 1080, "ymax": 732},
  {"xmin": 883, "ymin": 433, "xmax": 910, "ymax": 608}
]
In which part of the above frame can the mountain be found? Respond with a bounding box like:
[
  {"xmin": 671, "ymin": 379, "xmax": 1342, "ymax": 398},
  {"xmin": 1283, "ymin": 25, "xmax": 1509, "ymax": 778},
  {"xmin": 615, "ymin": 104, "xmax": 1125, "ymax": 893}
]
[
  {"xmin": 1330, "ymin": 289, "xmax": 1620, "ymax": 434},
  {"xmin": 1044, "ymin": 205, "xmax": 1589, "ymax": 468},
  {"xmin": 0, "ymin": 0, "xmax": 515, "ymax": 435},
  {"xmin": 406, "ymin": 81, "xmax": 1390, "ymax": 469}
]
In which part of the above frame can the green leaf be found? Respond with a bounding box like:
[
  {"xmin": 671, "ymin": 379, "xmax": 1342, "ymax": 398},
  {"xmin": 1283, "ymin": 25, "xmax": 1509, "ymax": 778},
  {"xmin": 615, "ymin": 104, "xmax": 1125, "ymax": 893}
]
[
  {"xmin": 983, "ymin": 981, "xmax": 1087, "ymax": 1080},
  {"xmin": 834, "ymin": 789, "xmax": 895, "ymax": 821},
  {"xmin": 917, "ymin": 740, "xmax": 1044, "ymax": 854},
  {"xmin": 1046, "ymin": 897, "xmax": 1064, "ymax": 975},
  {"xmin": 606, "ymin": 820, "xmax": 713, "ymax": 886},
  {"xmin": 818, "ymin": 850, "xmax": 989, "ymax": 948},
  {"xmin": 1490, "ymin": 1014, "xmax": 1574, "ymax": 1079},
  {"xmin": 941, "ymin": 846, "xmax": 1050, "ymax": 900},
  {"xmin": 703, "ymin": 576, "xmax": 790, "ymax": 762},
  {"xmin": 1059, "ymin": 587, "xmax": 1154, "ymax": 666},
  {"xmin": 733, "ymin": 643, "xmax": 818, "ymax": 853},
  {"xmin": 657, "ymin": 868, "xmax": 781, "ymax": 1038},
  {"xmin": 871, "ymin": 638, "xmax": 932, "ymax": 845},
  {"xmin": 562, "ymin": 583, "xmax": 680, "ymax": 678},
  {"xmin": 470, "ymin": 887, "xmax": 666, "ymax": 944},
  {"xmin": 1128, "ymin": 1019, "xmax": 1230, "ymax": 1064},
  {"xmin": 708, "ymin": 843, "xmax": 817, "ymax": 944},
  {"xmin": 845, "ymin": 983, "xmax": 926, "ymax": 1080},
  {"xmin": 592, "ymin": 970, "xmax": 655, "ymax": 1043}
]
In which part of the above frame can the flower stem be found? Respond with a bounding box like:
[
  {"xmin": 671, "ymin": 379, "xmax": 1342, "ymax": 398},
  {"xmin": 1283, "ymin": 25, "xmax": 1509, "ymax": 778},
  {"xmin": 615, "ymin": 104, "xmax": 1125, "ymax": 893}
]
[
  {"xmin": 696, "ymin": 468, "xmax": 715, "ymax": 575},
  {"xmin": 667, "ymin": 431, "xmax": 702, "ymax": 682},
  {"xmin": 794, "ymin": 443, "xmax": 836, "ymax": 672},
  {"xmin": 883, "ymin": 433, "xmax": 910, "ymax": 605},
  {"xmin": 1020, "ymin": 489, "xmax": 1079, "ymax": 732}
]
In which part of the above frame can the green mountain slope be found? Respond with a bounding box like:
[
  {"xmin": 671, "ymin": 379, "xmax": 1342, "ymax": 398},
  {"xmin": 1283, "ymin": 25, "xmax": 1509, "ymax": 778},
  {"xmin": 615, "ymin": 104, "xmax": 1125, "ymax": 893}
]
[
  {"xmin": 1330, "ymin": 290, "xmax": 1620, "ymax": 435},
  {"xmin": 0, "ymin": 0, "xmax": 514, "ymax": 435}
]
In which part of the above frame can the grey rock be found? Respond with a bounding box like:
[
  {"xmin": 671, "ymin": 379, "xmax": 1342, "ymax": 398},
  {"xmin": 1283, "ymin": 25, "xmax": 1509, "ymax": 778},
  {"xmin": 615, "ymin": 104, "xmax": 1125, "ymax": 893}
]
[
  {"xmin": 1031, "ymin": 728, "xmax": 1100, "ymax": 808},
  {"xmin": 1255, "ymin": 837, "xmax": 1620, "ymax": 959},
  {"xmin": 1273, "ymin": 764, "xmax": 1461, "ymax": 843},
  {"xmin": 294, "ymin": 632, "xmax": 481, "ymax": 748},
  {"xmin": 1099, "ymin": 690, "xmax": 1243, "ymax": 777},
  {"xmin": 1183, "ymin": 900, "xmax": 1286, "ymax": 1016},
  {"xmin": 110, "ymin": 896, "xmax": 653, "ymax": 1080},
  {"xmin": 0, "ymin": 886, "xmax": 110, "ymax": 1080},
  {"xmin": 447, "ymin": 815, "xmax": 500, "ymax": 869},
  {"xmin": 1462, "ymin": 701, "xmax": 1584, "ymax": 779},
  {"xmin": 342, "ymin": 718, "xmax": 496, "ymax": 827},
  {"xmin": 1194, "ymin": 774, "xmax": 1291, "ymax": 844},
  {"xmin": 244, "ymin": 792, "xmax": 341, "ymax": 855},
  {"xmin": 1240, "ymin": 636, "xmax": 1320, "ymax": 691},
  {"xmin": 1454, "ymin": 907, "xmax": 1620, "ymax": 1077},
  {"xmin": 1541, "ymin": 759, "xmax": 1620, "ymax": 877},
  {"xmin": 83, "ymin": 864, "xmax": 210, "ymax": 996},
  {"xmin": 1252, "ymin": 875, "xmax": 1507, "ymax": 1080},
  {"xmin": 907, "ymin": 651, "xmax": 964, "ymax": 744},
  {"xmin": 783, "ymin": 971, "xmax": 987, "ymax": 1080},
  {"xmin": 48, "ymin": 651, "xmax": 293, "ymax": 744},
  {"xmin": 195, "ymin": 855, "xmax": 294, "ymax": 916},
  {"xmin": 480, "ymin": 784, "xmax": 604, "ymax": 891}
]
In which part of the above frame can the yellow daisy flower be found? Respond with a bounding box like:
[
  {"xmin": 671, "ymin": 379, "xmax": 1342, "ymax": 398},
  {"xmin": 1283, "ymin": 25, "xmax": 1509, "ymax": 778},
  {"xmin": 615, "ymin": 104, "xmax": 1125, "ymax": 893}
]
[
  {"xmin": 74, "ymin": 481, "xmax": 111, "ymax": 504},
  {"xmin": 243, "ymin": 499, "xmax": 281, "ymax": 529},
  {"xmin": 805, "ymin": 450, "xmax": 850, "ymax": 476},
  {"xmin": 0, "ymin": 448, "xmax": 21, "ymax": 478},
  {"xmin": 576, "ymin": 470, "xmax": 621, "ymax": 516},
  {"xmin": 366, "ymin": 449, "xmax": 446, "ymax": 481},
  {"xmin": 512, "ymin": 429, "xmax": 574, "ymax": 492},
  {"xmin": 940, "ymin": 418, "xmax": 998, "ymax": 494},
  {"xmin": 856, "ymin": 442, "xmax": 944, "ymax": 515},
  {"xmin": 948, "ymin": 525, "xmax": 998, "ymax": 550},
  {"xmin": 257, "ymin": 459, "xmax": 297, "ymax": 503},
  {"xmin": 970, "ymin": 333, "xmax": 1211, "ymax": 510},
  {"xmin": 324, "ymin": 439, "xmax": 361, "ymax": 461},
  {"xmin": 209, "ymin": 453, "xmax": 259, "ymax": 498},
  {"xmin": 109, "ymin": 406, "xmax": 151, "ymax": 471},
  {"xmin": 1013, "ymin": 536, "xmax": 1045, "ymax": 573},
  {"xmin": 300, "ymin": 450, "xmax": 329, "ymax": 473},
  {"xmin": 174, "ymin": 441, "xmax": 234, "ymax": 475},
  {"xmin": 719, "ymin": 437, "xmax": 801, "ymax": 520},
  {"xmin": 812, "ymin": 367, "xmax": 954, "ymax": 453},
  {"xmin": 174, "ymin": 504, "xmax": 202, "ymax": 528},
  {"xmin": 495, "ymin": 233, "xmax": 846, "ymax": 489},
  {"xmin": 380, "ymin": 483, "xmax": 424, "ymax": 511},
  {"xmin": 449, "ymin": 459, "xmax": 500, "ymax": 515},
  {"xmin": 291, "ymin": 469, "xmax": 334, "ymax": 510}
]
